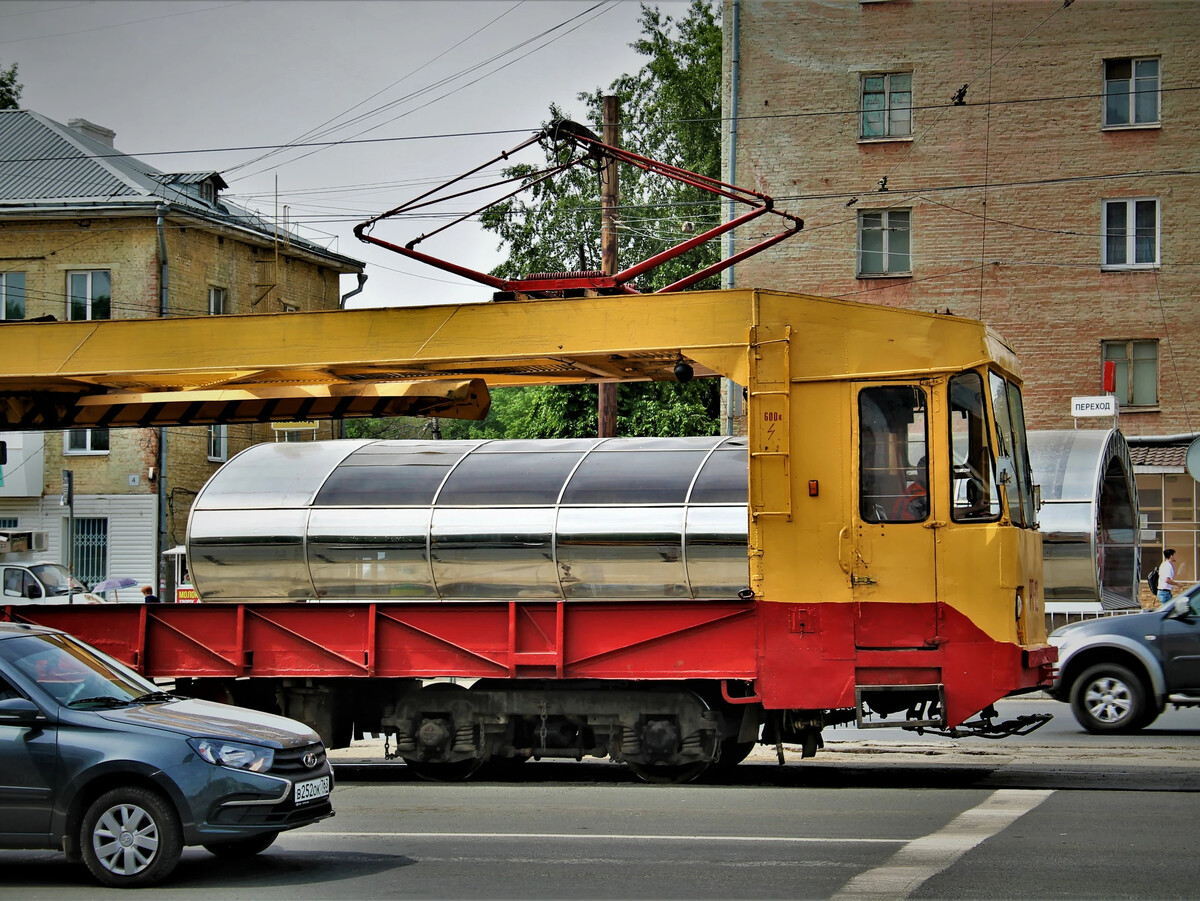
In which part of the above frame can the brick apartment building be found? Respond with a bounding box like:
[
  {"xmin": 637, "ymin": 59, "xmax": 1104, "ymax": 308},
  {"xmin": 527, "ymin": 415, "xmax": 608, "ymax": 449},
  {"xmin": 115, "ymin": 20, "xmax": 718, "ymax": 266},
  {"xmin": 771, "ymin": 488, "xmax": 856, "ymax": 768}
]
[
  {"xmin": 0, "ymin": 110, "xmax": 363, "ymax": 597},
  {"xmin": 722, "ymin": 0, "xmax": 1199, "ymax": 582}
]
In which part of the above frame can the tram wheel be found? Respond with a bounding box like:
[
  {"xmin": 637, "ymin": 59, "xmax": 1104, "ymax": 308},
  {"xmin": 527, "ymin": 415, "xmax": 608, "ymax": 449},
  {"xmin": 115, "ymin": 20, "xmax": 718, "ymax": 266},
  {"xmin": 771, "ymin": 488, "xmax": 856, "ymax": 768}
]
[
  {"xmin": 404, "ymin": 757, "xmax": 485, "ymax": 782},
  {"xmin": 625, "ymin": 760, "xmax": 710, "ymax": 784},
  {"xmin": 710, "ymin": 738, "xmax": 755, "ymax": 771}
]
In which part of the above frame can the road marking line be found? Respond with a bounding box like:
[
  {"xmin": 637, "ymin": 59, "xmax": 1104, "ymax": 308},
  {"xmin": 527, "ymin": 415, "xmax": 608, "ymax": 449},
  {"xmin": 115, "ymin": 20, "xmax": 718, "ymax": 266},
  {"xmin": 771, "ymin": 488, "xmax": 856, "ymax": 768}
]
[
  {"xmin": 829, "ymin": 789, "xmax": 1055, "ymax": 899},
  {"xmin": 282, "ymin": 831, "xmax": 904, "ymax": 844}
]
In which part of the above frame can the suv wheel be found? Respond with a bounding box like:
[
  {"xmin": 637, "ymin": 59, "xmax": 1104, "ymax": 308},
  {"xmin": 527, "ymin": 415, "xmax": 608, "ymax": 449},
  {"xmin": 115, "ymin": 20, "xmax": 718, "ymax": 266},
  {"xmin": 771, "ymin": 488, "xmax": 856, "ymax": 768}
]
[
  {"xmin": 80, "ymin": 786, "xmax": 182, "ymax": 887},
  {"xmin": 1070, "ymin": 663, "xmax": 1150, "ymax": 734}
]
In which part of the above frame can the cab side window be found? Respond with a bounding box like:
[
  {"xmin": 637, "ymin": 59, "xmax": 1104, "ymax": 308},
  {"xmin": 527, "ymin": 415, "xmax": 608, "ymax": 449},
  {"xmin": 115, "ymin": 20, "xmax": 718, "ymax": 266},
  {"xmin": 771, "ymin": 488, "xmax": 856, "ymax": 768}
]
[
  {"xmin": 3, "ymin": 567, "xmax": 26, "ymax": 598},
  {"xmin": 859, "ymin": 386, "xmax": 928, "ymax": 523}
]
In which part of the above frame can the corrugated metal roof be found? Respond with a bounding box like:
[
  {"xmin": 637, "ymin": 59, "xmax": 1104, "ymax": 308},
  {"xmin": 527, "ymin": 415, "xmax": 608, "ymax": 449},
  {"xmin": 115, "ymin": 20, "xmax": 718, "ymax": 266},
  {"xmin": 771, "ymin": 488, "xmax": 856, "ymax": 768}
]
[
  {"xmin": 0, "ymin": 109, "xmax": 361, "ymax": 269},
  {"xmin": 0, "ymin": 109, "xmax": 145, "ymax": 201},
  {"xmin": 156, "ymin": 172, "xmax": 228, "ymax": 189}
]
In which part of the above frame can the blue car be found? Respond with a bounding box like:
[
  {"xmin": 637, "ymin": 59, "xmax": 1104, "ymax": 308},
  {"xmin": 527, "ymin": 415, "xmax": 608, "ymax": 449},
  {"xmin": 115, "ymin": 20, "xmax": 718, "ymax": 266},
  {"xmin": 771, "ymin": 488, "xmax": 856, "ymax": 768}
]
[{"xmin": 0, "ymin": 621, "xmax": 333, "ymax": 887}]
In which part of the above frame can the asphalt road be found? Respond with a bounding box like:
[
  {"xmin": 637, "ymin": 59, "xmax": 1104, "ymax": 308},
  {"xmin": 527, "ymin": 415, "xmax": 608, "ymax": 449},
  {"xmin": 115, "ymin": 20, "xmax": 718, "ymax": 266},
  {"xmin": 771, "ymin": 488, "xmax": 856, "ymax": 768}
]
[{"xmin": 6, "ymin": 698, "xmax": 1200, "ymax": 898}]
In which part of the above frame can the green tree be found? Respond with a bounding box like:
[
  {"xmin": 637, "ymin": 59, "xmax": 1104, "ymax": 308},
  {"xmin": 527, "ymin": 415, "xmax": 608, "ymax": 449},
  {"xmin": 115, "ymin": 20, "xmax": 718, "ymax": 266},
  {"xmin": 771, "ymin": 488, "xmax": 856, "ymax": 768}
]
[
  {"xmin": 0, "ymin": 61, "xmax": 21, "ymax": 110},
  {"xmin": 347, "ymin": 1, "xmax": 723, "ymax": 442},
  {"xmin": 482, "ymin": 0, "xmax": 722, "ymax": 293},
  {"xmin": 474, "ymin": 0, "xmax": 723, "ymax": 440}
]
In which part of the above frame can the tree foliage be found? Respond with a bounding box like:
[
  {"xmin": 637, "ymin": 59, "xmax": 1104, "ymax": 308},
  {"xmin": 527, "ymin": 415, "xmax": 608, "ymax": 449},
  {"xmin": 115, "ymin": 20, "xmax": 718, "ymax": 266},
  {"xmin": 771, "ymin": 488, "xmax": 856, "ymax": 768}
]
[
  {"xmin": 472, "ymin": 0, "xmax": 724, "ymax": 440},
  {"xmin": 349, "ymin": 1, "xmax": 724, "ymax": 442},
  {"xmin": 0, "ymin": 61, "xmax": 21, "ymax": 110},
  {"xmin": 481, "ymin": 0, "xmax": 722, "ymax": 292}
]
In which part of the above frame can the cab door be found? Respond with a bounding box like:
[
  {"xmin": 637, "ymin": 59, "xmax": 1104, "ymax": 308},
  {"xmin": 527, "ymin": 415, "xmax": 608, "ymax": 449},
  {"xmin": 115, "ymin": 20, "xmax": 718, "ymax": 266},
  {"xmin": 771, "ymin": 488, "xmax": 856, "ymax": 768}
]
[
  {"xmin": 1160, "ymin": 597, "xmax": 1200, "ymax": 692},
  {"xmin": 850, "ymin": 382, "xmax": 939, "ymax": 648}
]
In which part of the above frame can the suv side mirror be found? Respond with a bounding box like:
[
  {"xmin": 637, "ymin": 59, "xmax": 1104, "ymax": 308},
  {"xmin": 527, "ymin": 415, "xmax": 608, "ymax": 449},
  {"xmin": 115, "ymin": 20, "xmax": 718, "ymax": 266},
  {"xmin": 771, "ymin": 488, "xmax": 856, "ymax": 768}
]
[
  {"xmin": 25, "ymin": 583, "xmax": 43, "ymax": 600},
  {"xmin": 0, "ymin": 697, "xmax": 43, "ymax": 724}
]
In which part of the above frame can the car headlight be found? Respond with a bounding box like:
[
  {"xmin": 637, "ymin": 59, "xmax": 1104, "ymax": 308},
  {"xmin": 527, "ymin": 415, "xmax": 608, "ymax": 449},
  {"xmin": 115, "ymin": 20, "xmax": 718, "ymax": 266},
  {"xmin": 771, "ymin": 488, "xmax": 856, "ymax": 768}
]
[{"xmin": 188, "ymin": 738, "xmax": 274, "ymax": 773}]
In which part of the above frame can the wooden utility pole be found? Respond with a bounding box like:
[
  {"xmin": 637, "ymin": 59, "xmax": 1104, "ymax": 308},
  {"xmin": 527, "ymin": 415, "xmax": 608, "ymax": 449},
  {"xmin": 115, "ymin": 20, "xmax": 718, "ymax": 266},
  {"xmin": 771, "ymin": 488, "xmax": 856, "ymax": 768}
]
[{"xmin": 598, "ymin": 95, "xmax": 619, "ymax": 438}]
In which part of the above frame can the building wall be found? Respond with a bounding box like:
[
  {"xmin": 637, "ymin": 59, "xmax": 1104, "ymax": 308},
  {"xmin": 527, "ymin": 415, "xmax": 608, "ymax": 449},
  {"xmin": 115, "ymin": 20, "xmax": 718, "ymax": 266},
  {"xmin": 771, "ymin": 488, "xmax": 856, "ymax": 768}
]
[
  {"xmin": 0, "ymin": 212, "xmax": 345, "ymax": 585},
  {"xmin": 0, "ymin": 494, "xmax": 156, "ymax": 595},
  {"xmin": 724, "ymin": 0, "xmax": 1199, "ymax": 435}
]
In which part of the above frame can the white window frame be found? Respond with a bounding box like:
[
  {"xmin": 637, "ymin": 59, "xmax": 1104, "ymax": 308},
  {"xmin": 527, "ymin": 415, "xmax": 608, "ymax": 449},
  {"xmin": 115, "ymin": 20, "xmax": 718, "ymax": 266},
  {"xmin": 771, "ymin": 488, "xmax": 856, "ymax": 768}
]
[
  {"xmin": 1102, "ymin": 198, "xmax": 1160, "ymax": 270},
  {"xmin": 1103, "ymin": 339, "xmax": 1159, "ymax": 407},
  {"xmin": 208, "ymin": 424, "xmax": 228, "ymax": 462},
  {"xmin": 208, "ymin": 285, "xmax": 227, "ymax": 315},
  {"xmin": 860, "ymin": 72, "xmax": 912, "ymax": 140},
  {"xmin": 67, "ymin": 269, "xmax": 111, "ymax": 321},
  {"xmin": 64, "ymin": 428, "xmax": 110, "ymax": 456},
  {"xmin": 1103, "ymin": 57, "xmax": 1160, "ymax": 128},
  {"xmin": 857, "ymin": 209, "xmax": 912, "ymax": 277},
  {"xmin": 0, "ymin": 271, "xmax": 25, "ymax": 320}
]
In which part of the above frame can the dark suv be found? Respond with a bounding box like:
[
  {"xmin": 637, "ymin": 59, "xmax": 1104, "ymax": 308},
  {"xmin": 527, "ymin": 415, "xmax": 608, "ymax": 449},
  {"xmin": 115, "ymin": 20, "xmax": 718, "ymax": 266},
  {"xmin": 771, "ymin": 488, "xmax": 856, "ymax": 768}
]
[
  {"xmin": 1049, "ymin": 582, "xmax": 1200, "ymax": 733},
  {"xmin": 0, "ymin": 622, "xmax": 333, "ymax": 886}
]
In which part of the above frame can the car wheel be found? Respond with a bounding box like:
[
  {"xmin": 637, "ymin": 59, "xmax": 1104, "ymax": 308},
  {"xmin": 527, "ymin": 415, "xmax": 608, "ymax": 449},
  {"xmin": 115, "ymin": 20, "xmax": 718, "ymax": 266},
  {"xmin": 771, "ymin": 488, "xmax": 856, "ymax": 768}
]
[
  {"xmin": 1070, "ymin": 663, "xmax": 1151, "ymax": 734},
  {"xmin": 80, "ymin": 786, "xmax": 182, "ymax": 888},
  {"xmin": 203, "ymin": 831, "xmax": 279, "ymax": 857}
]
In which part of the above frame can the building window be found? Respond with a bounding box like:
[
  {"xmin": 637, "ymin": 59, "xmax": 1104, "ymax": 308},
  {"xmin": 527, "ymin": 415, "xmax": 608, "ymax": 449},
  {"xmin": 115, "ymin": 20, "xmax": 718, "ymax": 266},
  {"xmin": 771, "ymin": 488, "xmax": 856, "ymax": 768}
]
[
  {"xmin": 1102, "ymin": 198, "xmax": 1159, "ymax": 269},
  {"xmin": 65, "ymin": 428, "xmax": 110, "ymax": 454},
  {"xmin": 861, "ymin": 73, "xmax": 911, "ymax": 138},
  {"xmin": 209, "ymin": 286, "xmax": 226, "ymax": 315},
  {"xmin": 208, "ymin": 424, "xmax": 228, "ymax": 462},
  {"xmin": 1136, "ymin": 472, "xmax": 1198, "ymax": 594},
  {"xmin": 0, "ymin": 518, "xmax": 17, "ymax": 529},
  {"xmin": 0, "ymin": 272, "xmax": 25, "ymax": 320},
  {"xmin": 858, "ymin": 209, "xmax": 911, "ymax": 276},
  {"xmin": 67, "ymin": 270, "xmax": 111, "ymax": 320},
  {"xmin": 1104, "ymin": 57, "xmax": 1159, "ymax": 127},
  {"xmin": 72, "ymin": 517, "xmax": 108, "ymax": 587},
  {"xmin": 1103, "ymin": 340, "xmax": 1158, "ymax": 406}
]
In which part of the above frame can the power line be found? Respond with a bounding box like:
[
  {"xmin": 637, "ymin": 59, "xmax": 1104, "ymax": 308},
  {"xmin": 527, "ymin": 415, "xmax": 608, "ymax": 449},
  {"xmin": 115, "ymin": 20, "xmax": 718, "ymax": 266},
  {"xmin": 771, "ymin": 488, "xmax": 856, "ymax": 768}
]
[
  {"xmin": 224, "ymin": 0, "xmax": 532, "ymax": 175},
  {"xmin": 228, "ymin": 2, "xmax": 620, "ymax": 182},
  {"xmin": 0, "ymin": 1, "xmax": 248, "ymax": 46},
  {"xmin": 7, "ymin": 84, "xmax": 1196, "ymax": 172}
]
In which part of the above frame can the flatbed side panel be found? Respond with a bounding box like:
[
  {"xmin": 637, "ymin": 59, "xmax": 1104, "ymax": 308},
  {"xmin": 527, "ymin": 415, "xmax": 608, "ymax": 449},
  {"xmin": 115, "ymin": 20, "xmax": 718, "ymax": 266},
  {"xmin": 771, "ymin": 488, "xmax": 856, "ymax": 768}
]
[{"xmin": 2, "ymin": 600, "xmax": 758, "ymax": 682}]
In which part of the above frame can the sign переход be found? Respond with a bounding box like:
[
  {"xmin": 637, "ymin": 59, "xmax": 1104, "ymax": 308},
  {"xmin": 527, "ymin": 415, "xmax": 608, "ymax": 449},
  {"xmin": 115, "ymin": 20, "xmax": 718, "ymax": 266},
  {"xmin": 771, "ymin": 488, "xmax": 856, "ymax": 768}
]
[{"xmin": 1071, "ymin": 396, "xmax": 1117, "ymax": 417}]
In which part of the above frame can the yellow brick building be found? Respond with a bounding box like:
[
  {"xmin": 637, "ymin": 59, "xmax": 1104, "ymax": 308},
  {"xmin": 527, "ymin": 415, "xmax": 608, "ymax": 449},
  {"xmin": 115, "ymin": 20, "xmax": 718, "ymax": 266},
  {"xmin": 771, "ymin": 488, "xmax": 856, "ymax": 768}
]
[
  {"xmin": 722, "ymin": 0, "xmax": 1199, "ymax": 588},
  {"xmin": 0, "ymin": 111, "xmax": 363, "ymax": 597}
]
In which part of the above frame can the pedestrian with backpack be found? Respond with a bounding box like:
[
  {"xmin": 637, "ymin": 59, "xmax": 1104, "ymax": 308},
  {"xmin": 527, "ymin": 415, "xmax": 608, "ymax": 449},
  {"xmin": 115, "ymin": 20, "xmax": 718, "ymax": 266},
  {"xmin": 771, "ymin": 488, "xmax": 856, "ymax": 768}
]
[{"xmin": 1158, "ymin": 548, "xmax": 1181, "ymax": 609}]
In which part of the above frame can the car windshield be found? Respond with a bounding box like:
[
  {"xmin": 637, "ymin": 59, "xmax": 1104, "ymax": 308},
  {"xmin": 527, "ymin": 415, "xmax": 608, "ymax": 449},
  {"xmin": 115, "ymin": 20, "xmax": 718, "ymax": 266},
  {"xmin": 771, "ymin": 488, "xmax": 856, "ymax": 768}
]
[
  {"xmin": 28, "ymin": 563, "xmax": 89, "ymax": 597},
  {"xmin": 0, "ymin": 632, "xmax": 156, "ymax": 708}
]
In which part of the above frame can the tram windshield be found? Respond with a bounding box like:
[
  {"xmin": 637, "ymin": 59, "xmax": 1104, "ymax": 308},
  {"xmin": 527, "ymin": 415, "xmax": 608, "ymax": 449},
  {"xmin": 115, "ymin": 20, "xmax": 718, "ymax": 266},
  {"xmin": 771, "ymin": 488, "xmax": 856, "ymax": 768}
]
[{"xmin": 989, "ymin": 372, "xmax": 1038, "ymax": 528}]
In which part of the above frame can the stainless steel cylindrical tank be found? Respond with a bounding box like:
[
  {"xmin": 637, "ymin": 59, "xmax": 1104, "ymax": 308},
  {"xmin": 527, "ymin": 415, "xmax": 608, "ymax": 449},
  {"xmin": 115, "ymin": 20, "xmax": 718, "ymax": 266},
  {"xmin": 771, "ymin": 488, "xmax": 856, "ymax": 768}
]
[
  {"xmin": 1028, "ymin": 428, "xmax": 1139, "ymax": 608},
  {"xmin": 187, "ymin": 437, "xmax": 750, "ymax": 603},
  {"xmin": 189, "ymin": 431, "xmax": 1139, "ymax": 606}
]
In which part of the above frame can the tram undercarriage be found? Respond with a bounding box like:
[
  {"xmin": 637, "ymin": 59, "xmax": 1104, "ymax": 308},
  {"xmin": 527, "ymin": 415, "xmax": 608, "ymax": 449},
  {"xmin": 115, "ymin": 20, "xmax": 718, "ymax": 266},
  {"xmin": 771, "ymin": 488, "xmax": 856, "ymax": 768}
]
[{"xmin": 368, "ymin": 679, "xmax": 840, "ymax": 783}]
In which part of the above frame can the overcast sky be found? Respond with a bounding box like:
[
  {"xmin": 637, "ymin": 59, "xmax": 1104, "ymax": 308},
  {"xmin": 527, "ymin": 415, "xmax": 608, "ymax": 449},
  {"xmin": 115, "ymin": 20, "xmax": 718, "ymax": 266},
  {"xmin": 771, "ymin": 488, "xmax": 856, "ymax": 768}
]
[{"xmin": 2, "ymin": 0, "xmax": 687, "ymax": 306}]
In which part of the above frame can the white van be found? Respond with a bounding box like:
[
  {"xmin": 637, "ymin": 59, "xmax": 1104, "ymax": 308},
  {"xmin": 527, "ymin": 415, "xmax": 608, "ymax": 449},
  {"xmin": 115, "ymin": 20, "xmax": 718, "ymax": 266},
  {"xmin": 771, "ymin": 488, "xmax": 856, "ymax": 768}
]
[{"xmin": 1, "ymin": 561, "xmax": 107, "ymax": 605}]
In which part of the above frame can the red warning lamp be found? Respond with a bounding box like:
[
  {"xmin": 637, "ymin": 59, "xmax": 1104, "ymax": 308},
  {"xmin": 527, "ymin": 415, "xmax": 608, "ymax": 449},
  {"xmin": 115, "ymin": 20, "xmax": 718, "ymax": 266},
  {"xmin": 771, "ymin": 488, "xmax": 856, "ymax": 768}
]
[{"xmin": 1102, "ymin": 360, "xmax": 1116, "ymax": 393}]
